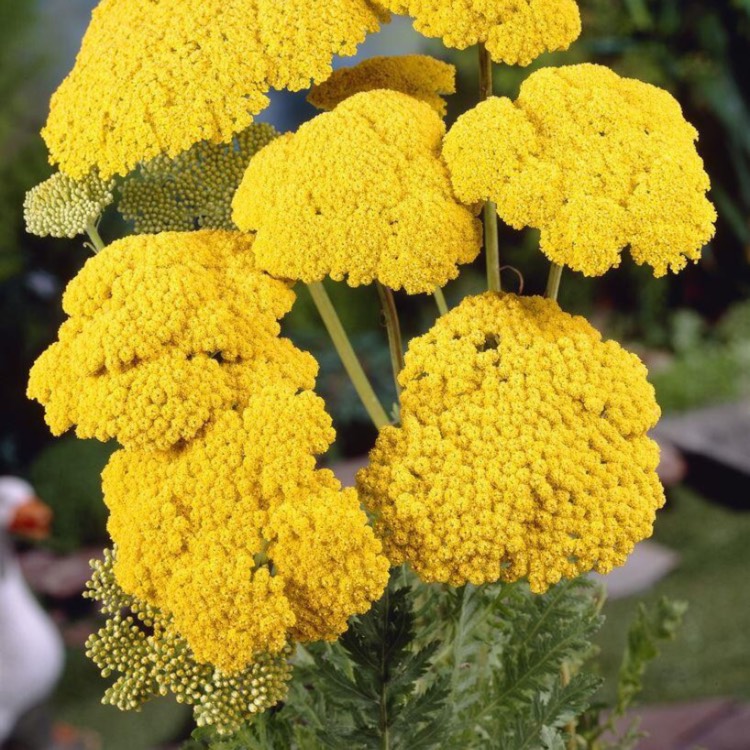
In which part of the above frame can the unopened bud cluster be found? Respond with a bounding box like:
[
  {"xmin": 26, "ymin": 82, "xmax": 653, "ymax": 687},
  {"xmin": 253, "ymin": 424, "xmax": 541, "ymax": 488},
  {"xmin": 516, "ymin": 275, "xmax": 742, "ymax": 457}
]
[
  {"xmin": 24, "ymin": 171, "xmax": 114, "ymax": 238},
  {"xmin": 84, "ymin": 550, "xmax": 293, "ymax": 734},
  {"xmin": 119, "ymin": 123, "xmax": 278, "ymax": 233}
]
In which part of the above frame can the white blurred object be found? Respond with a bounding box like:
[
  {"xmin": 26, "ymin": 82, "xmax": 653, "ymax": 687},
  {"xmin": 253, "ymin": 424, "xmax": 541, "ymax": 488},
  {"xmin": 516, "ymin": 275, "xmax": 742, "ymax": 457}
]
[
  {"xmin": 0, "ymin": 477, "xmax": 64, "ymax": 743},
  {"xmin": 590, "ymin": 541, "xmax": 680, "ymax": 600}
]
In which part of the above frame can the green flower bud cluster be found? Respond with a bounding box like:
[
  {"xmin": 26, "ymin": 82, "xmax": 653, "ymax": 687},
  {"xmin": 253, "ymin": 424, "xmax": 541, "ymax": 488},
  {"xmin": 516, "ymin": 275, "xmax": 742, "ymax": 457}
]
[
  {"xmin": 24, "ymin": 171, "xmax": 114, "ymax": 238},
  {"xmin": 84, "ymin": 550, "xmax": 293, "ymax": 734},
  {"xmin": 119, "ymin": 123, "xmax": 278, "ymax": 233}
]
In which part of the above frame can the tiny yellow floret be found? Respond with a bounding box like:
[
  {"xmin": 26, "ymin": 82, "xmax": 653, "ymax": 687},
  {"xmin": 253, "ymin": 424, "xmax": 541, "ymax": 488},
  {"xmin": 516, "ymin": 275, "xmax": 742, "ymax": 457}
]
[
  {"xmin": 104, "ymin": 386, "xmax": 389, "ymax": 673},
  {"xmin": 233, "ymin": 90, "xmax": 481, "ymax": 294},
  {"xmin": 443, "ymin": 64, "xmax": 717, "ymax": 277},
  {"xmin": 43, "ymin": 0, "xmax": 388, "ymax": 179},
  {"xmin": 357, "ymin": 293, "xmax": 665, "ymax": 593},
  {"xmin": 308, "ymin": 55, "xmax": 456, "ymax": 116},
  {"xmin": 379, "ymin": 0, "xmax": 581, "ymax": 66},
  {"xmin": 27, "ymin": 230, "xmax": 314, "ymax": 451}
]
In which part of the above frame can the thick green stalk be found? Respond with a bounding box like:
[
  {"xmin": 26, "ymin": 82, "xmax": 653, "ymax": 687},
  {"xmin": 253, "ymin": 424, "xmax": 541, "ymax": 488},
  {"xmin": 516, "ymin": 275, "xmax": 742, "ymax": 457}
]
[
  {"xmin": 85, "ymin": 221, "xmax": 105, "ymax": 253},
  {"xmin": 545, "ymin": 263, "xmax": 564, "ymax": 301},
  {"xmin": 307, "ymin": 281, "xmax": 390, "ymax": 429},
  {"xmin": 478, "ymin": 44, "xmax": 501, "ymax": 293},
  {"xmin": 433, "ymin": 287, "xmax": 449, "ymax": 316},
  {"xmin": 561, "ymin": 662, "xmax": 578, "ymax": 750},
  {"xmin": 376, "ymin": 282, "xmax": 404, "ymax": 400},
  {"xmin": 379, "ymin": 585, "xmax": 391, "ymax": 750}
]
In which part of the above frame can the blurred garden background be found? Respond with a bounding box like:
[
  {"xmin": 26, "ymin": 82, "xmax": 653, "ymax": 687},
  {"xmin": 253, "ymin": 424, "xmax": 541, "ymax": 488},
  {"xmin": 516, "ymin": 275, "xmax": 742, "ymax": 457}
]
[{"xmin": 1, "ymin": 1, "xmax": 749, "ymax": 748}]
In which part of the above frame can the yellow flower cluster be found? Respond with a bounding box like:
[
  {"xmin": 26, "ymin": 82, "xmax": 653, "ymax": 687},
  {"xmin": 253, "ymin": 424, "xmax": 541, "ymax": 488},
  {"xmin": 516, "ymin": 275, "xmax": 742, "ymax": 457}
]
[
  {"xmin": 43, "ymin": 0, "xmax": 388, "ymax": 179},
  {"xmin": 443, "ymin": 64, "xmax": 717, "ymax": 277},
  {"xmin": 30, "ymin": 228, "xmax": 389, "ymax": 677},
  {"xmin": 308, "ymin": 55, "xmax": 456, "ymax": 116},
  {"xmin": 24, "ymin": 171, "xmax": 114, "ymax": 239},
  {"xmin": 85, "ymin": 550, "xmax": 293, "ymax": 734},
  {"xmin": 119, "ymin": 123, "xmax": 279, "ymax": 234},
  {"xmin": 27, "ymin": 230, "xmax": 314, "ymax": 451},
  {"xmin": 233, "ymin": 90, "xmax": 481, "ymax": 294},
  {"xmin": 379, "ymin": 0, "xmax": 581, "ymax": 66},
  {"xmin": 357, "ymin": 293, "xmax": 665, "ymax": 593},
  {"xmin": 104, "ymin": 389, "xmax": 388, "ymax": 673}
]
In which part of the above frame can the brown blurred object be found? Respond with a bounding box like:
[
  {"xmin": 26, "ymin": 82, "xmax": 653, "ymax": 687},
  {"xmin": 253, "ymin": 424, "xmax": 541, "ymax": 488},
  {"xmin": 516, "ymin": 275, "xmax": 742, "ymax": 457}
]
[
  {"xmin": 7, "ymin": 499, "xmax": 52, "ymax": 541},
  {"xmin": 655, "ymin": 439, "xmax": 688, "ymax": 487},
  {"xmin": 655, "ymin": 401, "xmax": 750, "ymax": 510},
  {"xmin": 18, "ymin": 549, "xmax": 103, "ymax": 601},
  {"xmin": 51, "ymin": 723, "xmax": 101, "ymax": 750},
  {"xmin": 606, "ymin": 698, "xmax": 750, "ymax": 750}
]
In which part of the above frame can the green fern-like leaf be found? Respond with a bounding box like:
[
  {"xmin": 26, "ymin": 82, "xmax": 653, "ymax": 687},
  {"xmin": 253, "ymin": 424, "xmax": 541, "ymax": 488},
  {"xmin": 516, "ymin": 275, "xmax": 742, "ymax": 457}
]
[
  {"xmin": 499, "ymin": 673, "xmax": 602, "ymax": 750},
  {"xmin": 443, "ymin": 579, "xmax": 604, "ymax": 746},
  {"xmin": 616, "ymin": 597, "xmax": 688, "ymax": 715}
]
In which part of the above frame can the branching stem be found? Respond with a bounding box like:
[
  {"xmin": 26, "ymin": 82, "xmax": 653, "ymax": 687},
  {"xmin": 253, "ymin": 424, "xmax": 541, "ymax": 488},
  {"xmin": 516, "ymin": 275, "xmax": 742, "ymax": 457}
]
[
  {"xmin": 307, "ymin": 281, "xmax": 390, "ymax": 430},
  {"xmin": 379, "ymin": 585, "xmax": 391, "ymax": 750},
  {"xmin": 478, "ymin": 44, "xmax": 501, "ymax": 293},
  {"xmin": 85, "ymin": 221, "xmax": 105, "ymax": 253}
]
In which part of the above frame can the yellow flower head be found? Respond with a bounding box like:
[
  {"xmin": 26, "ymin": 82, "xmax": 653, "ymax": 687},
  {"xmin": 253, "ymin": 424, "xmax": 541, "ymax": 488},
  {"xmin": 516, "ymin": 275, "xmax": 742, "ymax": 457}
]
[
  {"xmin": 379, "ymin": 0, "xmax": 581, "ymax": 66},
  {"xmin": 85, "ymin": 550, "xmax": 293, "ymax": 733},
  {"xmin": 443, "ymin": 64, "xmax": 717, "ymax": 277},
  {"xmin": 266, "ymin": 483, "xmax": 389, "ymax": 643},
  {"xmin": 24, "ymin": 171, "xmax": 114, "ymax": 239},
  {"xmin": 357, "ymin": 293, "xmax": 665, "ymax": 593},
  {"xmin": 104, "ymin": 384, "xmax": 389, "ymax": 673},
  {"xmin": 43, "ymin": 0, "xmax": 388, "ymax": 179},
  {"xmin": 233, "ymin": 90, "xmax": 481, "ymax": 294},
  {"xmin": 27, "ymin": 230, "xmax": 315, "ymax": 451},
  {"xmin": 119, "ymin": 123, "xmax": 279, "ymax": 234},
  {"xmin": 308, "ymin": 55, "xmax": 456, "ymax": 116}
]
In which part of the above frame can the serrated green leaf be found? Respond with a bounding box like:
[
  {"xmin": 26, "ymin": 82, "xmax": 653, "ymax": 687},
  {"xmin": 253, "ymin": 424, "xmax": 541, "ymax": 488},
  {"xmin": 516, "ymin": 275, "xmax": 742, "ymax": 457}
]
[{"xmin": 616, "ymin": 597, "xmax": 687, "ymax": 716}]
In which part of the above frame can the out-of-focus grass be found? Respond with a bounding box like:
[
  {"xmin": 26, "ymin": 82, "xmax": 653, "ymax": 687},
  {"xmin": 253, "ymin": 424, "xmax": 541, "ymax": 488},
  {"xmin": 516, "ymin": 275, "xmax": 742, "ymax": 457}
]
[
  {"xmin": 52, "ymin": 648, "xmax": 190, "ymax": 750},
  {"xmin": 596, "ymin": 486, "xmax": 750, "ymax": 703}
]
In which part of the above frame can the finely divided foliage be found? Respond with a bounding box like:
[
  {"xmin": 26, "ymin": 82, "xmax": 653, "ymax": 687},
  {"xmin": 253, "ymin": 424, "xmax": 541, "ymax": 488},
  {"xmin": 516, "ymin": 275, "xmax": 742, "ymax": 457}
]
[{"xmin": 25, "ymin": 0, "xmax": 707, "ymax": 745}]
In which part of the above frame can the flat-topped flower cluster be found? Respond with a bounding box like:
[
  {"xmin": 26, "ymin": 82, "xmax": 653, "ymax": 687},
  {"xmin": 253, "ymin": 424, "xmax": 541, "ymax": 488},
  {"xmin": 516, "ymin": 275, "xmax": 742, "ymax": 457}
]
[
  {"xmin": 358, "ymin": 294, "xmax": 664, "ymax": 593},
  {"xmin": 26, "ymin": 0, "xmax": 716, "ymax": 733},
  {"xmin": 29, "ymin": 230, "xmax": 389, "ymax": 691}
]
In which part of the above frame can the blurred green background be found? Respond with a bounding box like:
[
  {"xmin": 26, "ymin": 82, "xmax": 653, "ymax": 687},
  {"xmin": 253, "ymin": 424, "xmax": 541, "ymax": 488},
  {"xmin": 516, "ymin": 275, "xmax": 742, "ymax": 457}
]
[{"xmin": 1, "ymin": 1, "xmax": 750, "ymax": 748}]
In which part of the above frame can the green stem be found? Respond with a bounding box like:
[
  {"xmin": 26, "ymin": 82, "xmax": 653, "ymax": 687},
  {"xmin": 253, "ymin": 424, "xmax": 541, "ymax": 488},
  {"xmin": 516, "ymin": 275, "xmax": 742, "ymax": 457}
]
[
  {"xmin": 307, "ymin": 281, "xmax": 390, "ymax": 429},
  {"xmin": 483, "ymin": 202, "xmax": 501, "ymax": 293},
  {"xmin": 376, "ymin": 282, "xmax": 404, "ymax": 401},
  {"xmin": 379, "ymin": 585, "xmax": 391, "ymax": 750},
  {"xmin": 85, "ymin": 221, "xmax": 105, "ymax": 253},
  {"xmin": 478, "ymin": 44, "xmax": 501, "ymax": 293},
  {"xmin": 545, "ymin": 263, "xmax": 564, "ymax": 301},
  {"xmin": 433, "ymin": 287, "xmax": 449, "ymax": 316},
  {"xmin": 561, "ymin": 662, "xmax": 578, "ymax": 750},
  {"xmin": 478, "ymin": 42, "xmax": 495, "ymax": 114}
]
